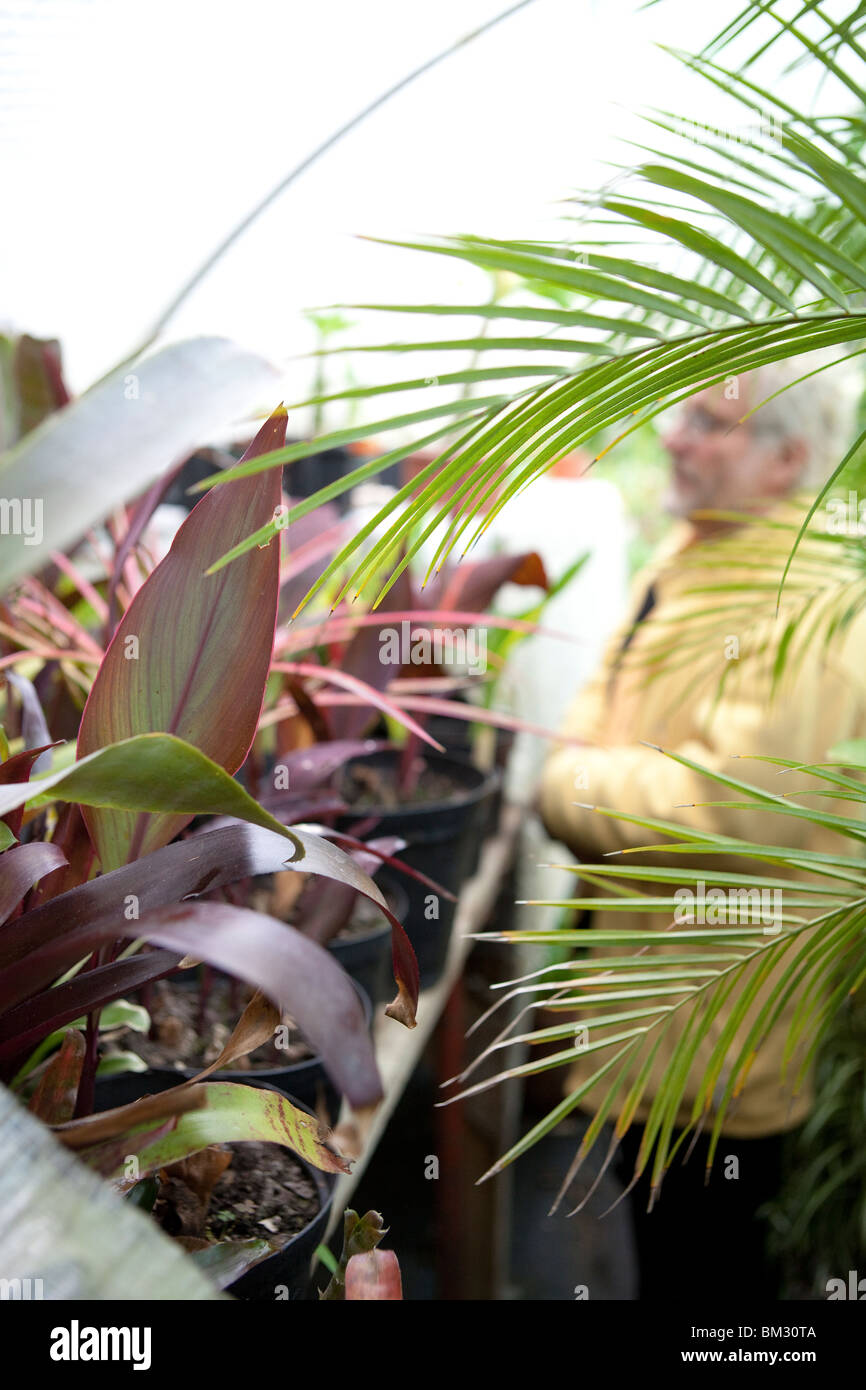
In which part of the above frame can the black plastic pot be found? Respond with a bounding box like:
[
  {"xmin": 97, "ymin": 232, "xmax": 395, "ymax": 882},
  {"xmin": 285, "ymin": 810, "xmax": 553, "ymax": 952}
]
[
  {"xmin": 422, "ymin": 711, "xmax": 475, "ymax": 759},
  {"xmin": 380, "ymin": 699, "xmax": 510, "ymax": 866},
  {"xmin": 96, "ymin": 1072, "xmax": 332, "ymax": 1302},
  {"xmin": 94, "ymin": 976, "xmax": 373, "ymax": 1123},
  {"xmin": 327, "ymin": 871, "xmax": 408, "ymax": 1005},
  {"xmin": 167, "ymin": 444, "xmax": 357, "ymax": 516},
  {"xmin": 280, "ymin": 444, "xmax": 354, "ymax": 514},
  {"xmin": 336, "ymin": 750, "xmax": 499, "ymax": 987},
  {"xmin": 227, "ymin": 1148, "xmax": 335, "ymax": 1302}
]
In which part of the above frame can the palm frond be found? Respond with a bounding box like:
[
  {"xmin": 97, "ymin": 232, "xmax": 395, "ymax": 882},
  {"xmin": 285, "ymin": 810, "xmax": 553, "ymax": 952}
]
[
  {"xmin": 450, "ymin": 749, "xmax": 866, "ymax": 1194},
  {"xmin": 197, "ymin": 35, "xmax": 866, "ymax": 598},
  {"xmin": 196, "ymin": 4, "xmax": 866, "ymax": 1202}
]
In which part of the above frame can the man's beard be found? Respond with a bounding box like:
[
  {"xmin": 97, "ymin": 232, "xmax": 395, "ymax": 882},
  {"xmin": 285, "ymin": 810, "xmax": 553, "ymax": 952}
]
[{"xmin": 663, "ymin": 481, "xmax": 704, "ymax": 518}]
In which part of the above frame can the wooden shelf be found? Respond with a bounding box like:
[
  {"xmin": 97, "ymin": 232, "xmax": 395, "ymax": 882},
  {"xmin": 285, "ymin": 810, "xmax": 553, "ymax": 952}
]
[{"xmin": 324, "ymin": 801, "xmax": 523, "ymax": 1237}]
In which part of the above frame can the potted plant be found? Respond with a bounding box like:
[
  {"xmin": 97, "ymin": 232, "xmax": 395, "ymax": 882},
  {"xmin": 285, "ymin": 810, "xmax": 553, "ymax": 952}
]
[{"xmin": 0, "ymin": 372, "xmax": 421, "ymax": 1295}]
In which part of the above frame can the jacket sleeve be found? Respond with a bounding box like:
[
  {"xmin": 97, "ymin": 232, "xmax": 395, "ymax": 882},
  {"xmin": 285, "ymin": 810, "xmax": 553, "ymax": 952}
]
[{"xmin": 539, "ymin": 675, "xmax": 860, "ymax": 860}]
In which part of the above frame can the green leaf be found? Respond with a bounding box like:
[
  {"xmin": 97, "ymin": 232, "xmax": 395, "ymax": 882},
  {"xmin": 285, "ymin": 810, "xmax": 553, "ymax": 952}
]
[
  {"xmin": 601, "ymin": 198, "xmax": 797, "ymax": 312},
  {"xmin": 193, "ymin": 394, "xmax": 512, "ymax": 492},
  {"xmin": 339, "ymin": 301, "xmax": 667, "ymax": 338},
  {"xmin": 98, "ymin": 1000, "xmax": 150, "ymax": 1034},
  {"xmin": 81, "ymin": 1081, "xmax": 351, "ymax": 1181},
  {"xmin": 367, "ymin": 236, "xmax": 715, "ymax": 327},
  {"xmin": 188, "ymin": 1239, "xmax": 276, "ymax": 1290},
  {"xmin": 0, "ymin": 733, "xmax": 304, "ymax": 859},
  {"xmin": 638, "ymin": 164, "xmax": 864, "ymax": 303},
  {"xmin": 96, "ymin": 1051, "xmax": 149, "ymax": 1076}
]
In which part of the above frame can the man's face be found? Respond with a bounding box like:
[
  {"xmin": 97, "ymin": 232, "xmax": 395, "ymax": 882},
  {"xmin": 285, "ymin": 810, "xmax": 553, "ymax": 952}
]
[{"xmin": 661, "ymin": 383, "xmax": 806, "ymax": 527}]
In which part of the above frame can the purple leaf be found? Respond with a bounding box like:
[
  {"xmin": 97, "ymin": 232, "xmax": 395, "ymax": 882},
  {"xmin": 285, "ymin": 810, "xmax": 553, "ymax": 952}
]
[
  {"xmin": 5, "ymin": 672, "xmax": 53, "ymax": 771},
  {"xmin": 437, "ymin": 550, "xmax": 548, "ymax": 613},
  {"xmin": 6, "ymin": 903, "xmax": 383, "ymax": 1107},
  {"xmin": 0, "ymin": 843, "xmax": 68, "ymax": 925},
  {"xmin": 0, "ymin": 743, "xmax": 60, "ymax": 837},
  {"xmin": 0, "ymin": 949, "xmax": 182, "ymax": 1073}
]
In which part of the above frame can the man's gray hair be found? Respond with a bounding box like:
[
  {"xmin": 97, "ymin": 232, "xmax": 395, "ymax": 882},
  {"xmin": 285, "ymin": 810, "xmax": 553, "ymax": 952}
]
[{"xmin": 744, "ymin": 350, "xmax": 862, "ymax": 490}]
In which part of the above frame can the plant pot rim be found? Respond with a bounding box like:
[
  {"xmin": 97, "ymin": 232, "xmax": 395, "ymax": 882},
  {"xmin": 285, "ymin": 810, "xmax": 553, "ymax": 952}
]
[
  {"xmin": 337, "ymin": 746, "xmax": 500, "ymax": 819},
  {"xmin": 328, "ymin": 916, "xmax": 392, "ymax": 951},
  {"xmin": 111, "ymin": 976, "xmax": 373, "ymax": 1087}
]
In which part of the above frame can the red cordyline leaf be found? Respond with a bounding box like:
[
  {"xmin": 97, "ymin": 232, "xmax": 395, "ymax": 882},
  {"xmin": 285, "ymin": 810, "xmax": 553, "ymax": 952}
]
[
  {"xmin": 435, "ymin": 550, "xmax": 548, "ymax": 612},
  {"xmin": 0, "ymin": 743, "xmax": 60, "ymax": 837},
  {"xmin": 0, "ymin": 646, "xmax": 98, "ymax": 670},
  {"xmin": 0, "ymin": 951, "xmax": 182, "ymax": 1076},
  {"xmin": 0, "ymin": 822, "xmax": 390, "ymax": 974},
  {"xmin": 309, "ymin": 828, "xmax": 456, "ymax": 902},
  {"xmin": 107, "ymin": 460, "xmax": 187, "ymax": 631},
  {"xmin": 276, "ymin": 609, "xmax": 575, "ymax": 655},
  {"xmin": 345, "ymin": 1249, "xmax": 403, "ymax": 1300},
  {"xmin": 13, "ymin": 334, "xmax": 71, "ymax": 438},
  {"xmin": 328, "ymin": 567, "xmax": 415, "ymax": 741},
  {"xmin": 27, "ymin": 1027, "xmax": 85, "ymax": 1124},
  {"xmin": 296, "ymin": 834, "xmax": 407, "ymax": 946},
  {"xmin": 77, "ymin": 407, "xmax": 288, "ymax": 869},
  {"xmin": 271, "ymin": 740, "xmax": 383, "ymax": 794},
  {"xmin": 0, "ymin": 821, "xmax": 391, "ymax": 978},
  {"xmin": 50, "ymin": 551, "xmax": 109, "ymax": 623},
  {"xmin": 271, "ymin": 662, "xmax": 443, "ymax": 751},
  {"xmin": 17, "ymin": 576, "xmax": 105, "ymax": 656},
  {"xmin": 25, "ymin": 804, "xmax": 94, "ymax": 909},
  {"xmin": 288, "ymin": 691, "xmax": 584, "ymax": 744},
  {"xmin": 0, "ymin": 843, "xmax": 68, "ymax": 925},
  {"xmin": 1, "ymin": 901, "xmax": 383, "ymax": 1108}
]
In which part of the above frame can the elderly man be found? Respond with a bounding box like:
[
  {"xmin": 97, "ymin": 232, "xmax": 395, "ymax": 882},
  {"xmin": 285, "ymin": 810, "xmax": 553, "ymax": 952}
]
[{"xmin": 539, "ymin": 357, "xmax": 863, "ymax": 1301}]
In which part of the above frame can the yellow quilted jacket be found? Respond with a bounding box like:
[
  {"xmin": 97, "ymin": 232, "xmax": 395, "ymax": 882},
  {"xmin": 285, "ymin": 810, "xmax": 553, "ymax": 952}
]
[{"xmin": 539, "ymin": 502, "xmax": 866, "ymax": 1137}]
